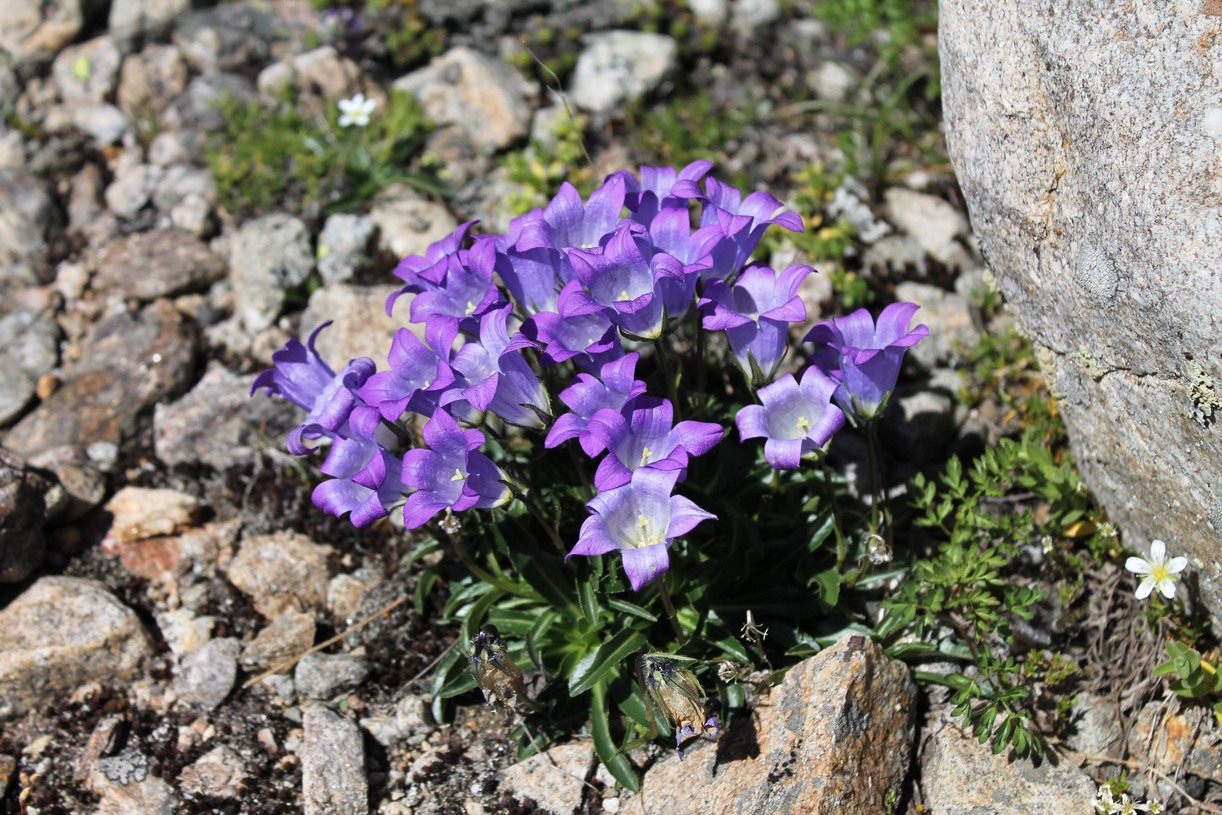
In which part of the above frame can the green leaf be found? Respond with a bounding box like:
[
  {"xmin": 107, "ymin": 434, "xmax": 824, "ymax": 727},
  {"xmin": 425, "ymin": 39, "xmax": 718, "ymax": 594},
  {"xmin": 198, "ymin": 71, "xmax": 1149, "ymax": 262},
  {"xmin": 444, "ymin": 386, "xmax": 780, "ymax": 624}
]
[
  {"xmin": 606, "ymin": 598, "xmax": 659, "ymax": 622},
  {"xmin": 569, "ymin": 629, "xmax": 648, "ymax": 696},
  {"xmin": 591, "ymin": 680, "xmax": 640, "ymax": 792},
  {"xmin": 431, "ymin": 644, "xmax": 477, "ymax": 722},
  {"xmin": 579, "ymin": 578, "xmax": 600, "ymax": 626}
]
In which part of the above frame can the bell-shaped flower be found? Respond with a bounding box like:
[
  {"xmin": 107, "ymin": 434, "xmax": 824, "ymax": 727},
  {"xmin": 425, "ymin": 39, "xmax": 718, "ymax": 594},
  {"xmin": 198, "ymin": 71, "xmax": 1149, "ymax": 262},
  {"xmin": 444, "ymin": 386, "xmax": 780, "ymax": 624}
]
[
  {"xmin": 566, "ymin": 468, "xmax": 716, "ymax": 591},
  {"xmin": 250, "ymin": 322, "xmax": 375, "ymax": 454},
  {"xmin": 805, "ymin": 302, "xmax": 929, "ymax": 422},
  {"xmin": 357, "ymin": 320, "xmax": 457, "ymax": 422},
  {"xmin": 498, "ymin": 213, "xmax": 568, "ymax": 314},
  {"xmin": 563, "ymin": 223, "xmax": 687, "ymax": 340},
  {"xmin": 545, "ymin": 353, "xmax": 648, "ymax": 454},
  {"xmin": 446, "ymin": 306, "xmax": 550, "ymax": 429},
  {"xmin": 516, "ymin": 177, "xmax": 626, "ymax": 253},
  {"xmin": 312, "ymin": 406, "xmax": 404, "ymax": 527},
  {"xmin": 400, "ymin": 408, "xmax": 511, "ymax": 529},
  {"xmin": 735, "ymin": 366, "xmax": 846, "ymax": 470},
  {"xmin": 614, "ymin": 160, "xmax": 712, "ymax": 227},
  {"xmin": 388, "ymin": 236, "xmax": 504, "ymax": 331},
  {"xmin": 699, "ymin": 177, "xmax": 803, "ymax": 281},
  {"xmin": 584, "ymin": 397, "xmax": 724, "ymax": 491},
  {"xmin": 700, "ymin": 264, "xmax": 812, "ymax": 386},
  {"xmin": 390, "ymin": 220, "xmax": 476, "ymax": 292},
  {"xmin": 526, "ymin": 281, "xmax": 621, "ymax": 368}
]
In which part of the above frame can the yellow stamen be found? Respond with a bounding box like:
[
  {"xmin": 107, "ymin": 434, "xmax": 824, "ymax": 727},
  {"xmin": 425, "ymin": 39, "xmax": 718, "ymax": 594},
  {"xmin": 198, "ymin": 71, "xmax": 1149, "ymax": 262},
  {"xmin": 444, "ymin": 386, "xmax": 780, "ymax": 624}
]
[
  {"xmin": 639, "ymin": 446, "xmax": 653, "ymax": 466},
  {"xmin": 451, "ymin": 468, "xmax": 465, "ymax": 482},
  {"xmin": 465, "ymin": 301, "xmax": 476, "ymax": 315},
  {"xmin": 796, "ymin": 416, "xmax": 811, "ymax": 432}
]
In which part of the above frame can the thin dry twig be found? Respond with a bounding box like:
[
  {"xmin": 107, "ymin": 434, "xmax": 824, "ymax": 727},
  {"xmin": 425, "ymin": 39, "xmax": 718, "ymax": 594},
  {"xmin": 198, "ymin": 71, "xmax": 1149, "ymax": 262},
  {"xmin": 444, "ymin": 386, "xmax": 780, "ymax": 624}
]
[{"xmin": 243, "ymin": 596, "xmax": 406, "ymax": 688}]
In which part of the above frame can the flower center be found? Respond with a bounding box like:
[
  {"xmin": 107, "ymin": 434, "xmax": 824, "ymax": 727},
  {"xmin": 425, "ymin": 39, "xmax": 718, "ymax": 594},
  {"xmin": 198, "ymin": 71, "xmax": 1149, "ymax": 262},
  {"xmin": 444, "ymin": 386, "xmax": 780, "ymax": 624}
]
[
  {"xmin": 639, "ymin": 446, "xmax": 653, "ymax": 467},
  {"xmin": 796, "ymin": 416, "xmax": 810, "ymax": 433},
  {"xmin": 451, "ymin": 468, "xmax": 465, "ymax": 482},
  {"xmin": 1150, "ymin": 563, "xmax": 1172, "ymax": 585},
  {"xmin": 465, "ymin": 301, "xmax": 477, "ymax": 315}
]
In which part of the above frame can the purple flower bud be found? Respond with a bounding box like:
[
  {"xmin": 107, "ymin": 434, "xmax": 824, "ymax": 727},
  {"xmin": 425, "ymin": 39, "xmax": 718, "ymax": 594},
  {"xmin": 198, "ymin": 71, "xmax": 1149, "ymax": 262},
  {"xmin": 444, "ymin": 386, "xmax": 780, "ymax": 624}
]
[{"xmin": 805, "ymin": 302, "xmax": 929, "ymax": 422}]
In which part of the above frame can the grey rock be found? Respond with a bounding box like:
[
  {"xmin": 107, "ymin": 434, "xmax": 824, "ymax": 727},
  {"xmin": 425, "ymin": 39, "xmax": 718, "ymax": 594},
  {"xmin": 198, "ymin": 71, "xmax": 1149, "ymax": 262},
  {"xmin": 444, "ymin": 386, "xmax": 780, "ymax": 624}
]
[
  {"xmin": 43, "ymin": 101, "xmax": 132, "ymax": 145},
  {"xmin": 0, "ymin": 448, "xmax": 52, "ymax": 582},
  {"xmin": 893, "ymin": 281, "xmax": 981, "ymax": 369},
  {"xmin": 688, "ymin": 0, "xmax": 729, "ymax": 27},
  {"xmin": 301, "ymin": 284, "xmax": 402, "ymax": 368},
  {"xmin": 103, "ymin": 154, "xmax": 157, "ymax": 219},
  {"xmin": 295, "ymin": 652, "xmax": 370, "ymax": 700},
  {"xmin": 0, "ymin": 0, "xmax": 88, "ymax": 75},
  {"xmin": 291, "ymin": 46, "xmax": 362, "ymax": 101},
  {"xmin": 231, "ymin": 213, "xmax": 314, "ymax": 333},
  {"xmin": 0, "ymin": 576, "xmax": 153, "ymax": 717},
  {"xmin": 101, "ymin": 486, "xmax": 199, "ymax": 546},
  {"xmin": 317, "ymin": 214, "xmax": 374, "ymax": 286},
  {"xmin": 90, "ymin": 751, "xmax": 178, "ymax": 815},
  {"xmin": 178, "ymin": 745, "xmax": 248, "ymax": 800},
  {"xmin": 93, "ymin": 229, "xmax": 227, "ymax": 301},
  {"xmin": 27, "ymin": 445, "xmax": 108, "ymax": 521},
  {"xmin": 117, "ymin": 44, "xmax": 188, "ymax": 120},
  {"xmin": 155, "ymin": 607, "xmax": 215, "ymax": 657},
  {"xmin": 808, "ymin": 60, "xmax": 857, "ymax": 104},
  {"xmin": 159, "ymin": 73, "xmax": 257, "ymax": 133},
  {"xmin": 0, "ymin": 168, "xmax": 53, "ymax": 271},
  {"xmin": 2, "ymin": 300, "xmax": 199, "ymax": 459},
  {"xmin": 51, "ymin": 36, "xmax": 122, "ymax": 102},
  {"xmin": 169, "ymin": 192, "xmax": 215, "ymax": 236},
  {"xmin": 172, "ymin": 636, "xmax": 240, "ymax": 710},
  {"xmin": 732, "ymin": 0, "xmax": 782, "ymax": 32},
  {"xmin": 0, "ymin": 127, "xmax": 24, "ymax": 168},
  {"xmin": 147, "ymin": 128, "xmax": 203, "ymax": 166},
  {"xmin": 862, "ymin": 233, "xmax": 929, "ymax": 276},
  {"xmin": 827, "ymin": 177, "xmax": 890, "ymax": 244},
  {"xmin": 240, "ymin": 611, "xmax": 316, "ymax": 671},
  {"xmin": 256, "ymin": 60, "xmax": 296, "ymax": 98},
  {"xmin": 0, "ymin": 310, "xmax": 59, "ymax": 426},
  {"xmin": 941, "ymin": 0, "xmax": 1222, "ymax": 621},
  {"xmin": 302, "ymin": 706, "xmax": 368, "ymax": 815},
  {"xmin": 499, "ymin": 743, "xmax": 593, "ymax": 815},
  {"xmin": 154, "ymin": 365, "xmax": 292, "ymax": 470},
  {"xmin": 883, "ymin": 188, "xmax": 968, "ymax": 264},
  {"xmin": 920, "ymin": 714, "xmax": 1094, "ymax": 814},
  {"xmin": 570, "ymin": 31, "xmax": 677, "ymax": 115},
  {"xmin": 109, "ymin": 0, "xmax": 191, "ymax": 54},
  {"xmin": 623, "ymin": 634, "xmax": 915, "ymax": 814},
  {"xmin": 1064, "ymin": 693, "xmax": 1122, "ymax": 756},
  {"xmin": 172, "ymin": 4, "xmax": 278, "ymax": 74},
  {"xmin": 67, "ymin": 162, "xmax": 107, "ymax": 240},
  {"xmin": 393, "ymin": 47, "xmax": 533, "ymax": 153},
  {"xmin": 368, "ymin": 183, "xmax": 458, "ymax": 260},
  {"xmin": 150, "ymin": 163, "xmax": 215, "ymax": 213},
  {"xmin": 226, "ymin": 531, "xmax": 333, "ymax": 619}
]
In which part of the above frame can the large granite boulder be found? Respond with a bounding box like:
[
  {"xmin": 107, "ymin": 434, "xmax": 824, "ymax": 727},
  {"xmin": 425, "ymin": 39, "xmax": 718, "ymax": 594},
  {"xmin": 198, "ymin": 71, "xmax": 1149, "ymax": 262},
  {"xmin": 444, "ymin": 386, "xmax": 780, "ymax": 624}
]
[{"xmin": 940, "ymin": 2, "xmax": 1222, "ymax": 619}]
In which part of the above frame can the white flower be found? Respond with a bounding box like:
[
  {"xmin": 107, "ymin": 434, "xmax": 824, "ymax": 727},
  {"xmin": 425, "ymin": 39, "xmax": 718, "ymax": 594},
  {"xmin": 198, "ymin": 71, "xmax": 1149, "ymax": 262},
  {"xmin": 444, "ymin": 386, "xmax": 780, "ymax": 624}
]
[
  {"xmin": 1125, "ymin": 539, "xmax": 1188, "ymax": 600},
  {"xmin": 1095, "ymin": 785, "xmax": 1119, "ymax": 814},
  {"xmin": 338, "ymin": 93, "xmax": 376, "ymax": 128}
]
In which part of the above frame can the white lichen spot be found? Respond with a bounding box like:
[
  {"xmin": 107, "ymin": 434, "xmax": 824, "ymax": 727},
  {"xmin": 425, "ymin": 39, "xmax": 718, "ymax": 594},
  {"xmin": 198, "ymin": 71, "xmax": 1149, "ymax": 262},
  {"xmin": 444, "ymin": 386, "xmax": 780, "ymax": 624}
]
[{"xmin": 1187, "ymin": 362, "xmax": 1221, "ymax": 428}]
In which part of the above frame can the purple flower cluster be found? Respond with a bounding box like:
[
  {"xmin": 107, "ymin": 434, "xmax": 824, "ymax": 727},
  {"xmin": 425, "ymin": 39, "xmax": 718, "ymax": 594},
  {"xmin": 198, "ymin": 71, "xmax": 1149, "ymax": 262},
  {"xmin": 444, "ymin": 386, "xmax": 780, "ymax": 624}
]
[{"xmin": 251, "ymin": 160, "xmax": 927, "ymax": 591}]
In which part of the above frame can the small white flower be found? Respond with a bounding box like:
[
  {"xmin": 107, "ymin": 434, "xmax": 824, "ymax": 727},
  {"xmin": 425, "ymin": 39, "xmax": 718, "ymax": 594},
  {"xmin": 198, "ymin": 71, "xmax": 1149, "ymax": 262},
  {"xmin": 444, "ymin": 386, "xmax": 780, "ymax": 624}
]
[
  {"xmin": 1125, "ymin": 539, "xmax": 1188, "ymax": 600},
  {"xmin": 338, "ymin": 93, "xmax": 376, "ymax": 128}
]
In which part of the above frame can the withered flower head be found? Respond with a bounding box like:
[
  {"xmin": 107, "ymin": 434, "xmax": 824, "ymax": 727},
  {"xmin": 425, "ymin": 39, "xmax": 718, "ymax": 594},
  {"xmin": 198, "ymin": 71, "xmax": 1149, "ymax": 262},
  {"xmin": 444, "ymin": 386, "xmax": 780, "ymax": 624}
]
[
  {"xmin": 638, "ymin": 652, "xmax": 720, "ymax": 759},
  {"xmin": 469, "ymin": 624, "xmax": 525, "ymax": 708}
]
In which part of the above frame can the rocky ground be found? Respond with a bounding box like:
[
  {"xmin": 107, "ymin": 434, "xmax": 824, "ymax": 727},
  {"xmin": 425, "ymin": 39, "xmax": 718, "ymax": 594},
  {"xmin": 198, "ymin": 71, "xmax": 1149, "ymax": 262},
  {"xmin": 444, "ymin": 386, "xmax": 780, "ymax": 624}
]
[{"xmin": 2, "ymin": 0, "xmax": 1220, "ymax": 813}]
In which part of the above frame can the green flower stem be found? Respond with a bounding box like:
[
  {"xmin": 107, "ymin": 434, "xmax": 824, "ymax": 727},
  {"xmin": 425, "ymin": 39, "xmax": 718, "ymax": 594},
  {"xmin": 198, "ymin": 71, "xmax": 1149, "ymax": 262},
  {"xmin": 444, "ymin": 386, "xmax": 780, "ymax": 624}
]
[
  {"xmin": 655, "ymin": 337, "xmax": 683, "ymax": 419},
  {"xmin": 864, "ymin": 419, "xmax": 891, "ymax": 542},
  {"xmin": 445, "ymin": 527, "xmax": 540, "ymax": 599},
  {"xmin": 818, "ymin": 456, "xmax": 849, "ymax": 570},
  {"xmin": 657, "ymin": 581, "xmax": 686, "ymax": 644}
]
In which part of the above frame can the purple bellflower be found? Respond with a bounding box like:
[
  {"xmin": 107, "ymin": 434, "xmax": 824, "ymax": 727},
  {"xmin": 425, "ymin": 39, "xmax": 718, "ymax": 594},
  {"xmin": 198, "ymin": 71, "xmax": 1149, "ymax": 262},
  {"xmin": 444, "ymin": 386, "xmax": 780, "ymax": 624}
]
[
  {"xmin": 583, "ymin": 397, "xmax": 723, "ymax": 491},
  {"xmin": 614, "ymin": 160, "xmax": 712, "ymax": 227},
  {"xmin": 526, "ymin": 280, "xmax": 621, "ymax": 369},
  {"xmin": 402, "ymin": 236, "xmax": 504, "ymax": 331},
  {"xmin": 446, "ymin": 305, "xmax": 550, "ymax": 429},
  {"xmin": 250, "ymin": 322, "xmax": 375, "ymax": 454},
  {"xmin": 700, "ymin": 264, "xmax": 812, "ymax": 386},
  {"xmin": 389, "ymin": 221, "xmax": 476, "ymax": 295},
  {"xmin": 566, "ymin": 467, "xmax": 716, "ymax": 591},
  {"xmin": 358, "ymin": 320, "xmax": 457, "ymax": 422},
  {"xmin": 563, "ymin": 224, "xmax": 687, "ymax": 340},
  {"xmin": 545, "ymin": 353, "xmax": 648, "ymax": 454},
  {"xmin": 516, "ymin": 177, "xmax": 626, "ymax": 254},
  {"xmin": 312, "ymin": 406, "xmax": 404, "ymax": 527},
  {"xmin": 400, "ymin": 408, "xmax": 511, "ymax": 529},
  {"xmin": 699, "ymin": 178, "xmax": 803, "ymax": 281},
  {"xmin": 735, "ymin": 366, "xmax": 846, "ymax": 470},
  {"xmin": 805, "ymin": 302, "xmax": 929, "ymax": 422}
]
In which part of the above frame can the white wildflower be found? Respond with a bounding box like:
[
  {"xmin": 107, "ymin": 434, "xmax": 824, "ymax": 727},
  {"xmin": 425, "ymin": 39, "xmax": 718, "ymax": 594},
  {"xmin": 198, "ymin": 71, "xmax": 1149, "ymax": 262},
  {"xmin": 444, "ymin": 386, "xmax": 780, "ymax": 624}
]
[
  {"xmin": 1125, "ymin": 539, "xmax": 1188, "ymax": 600},
  {"xmin": 338, "ymin": 93, "xmax": 376, "ymax": 128}
]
